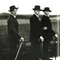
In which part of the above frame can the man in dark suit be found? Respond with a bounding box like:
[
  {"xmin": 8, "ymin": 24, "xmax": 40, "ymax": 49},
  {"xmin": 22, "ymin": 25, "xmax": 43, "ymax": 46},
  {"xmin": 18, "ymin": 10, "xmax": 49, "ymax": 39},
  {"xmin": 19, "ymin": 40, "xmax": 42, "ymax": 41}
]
[
  {"xmin": 41, "ymin": 7, "xmax": 58, "ymax": 60},
  {"xmin": 30, "ymin": 5, "xmax": 44, "ymax": 60},
  {"xmin": 7, "ymin": 5, "xmax": 24, "ymax": 60}
]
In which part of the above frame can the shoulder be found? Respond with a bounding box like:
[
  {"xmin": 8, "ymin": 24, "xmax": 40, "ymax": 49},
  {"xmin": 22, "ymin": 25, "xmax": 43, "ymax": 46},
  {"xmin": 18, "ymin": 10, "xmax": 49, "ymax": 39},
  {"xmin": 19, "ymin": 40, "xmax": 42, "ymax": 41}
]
[
  {"xmin": 30, "ymin": 14, "xmax": 34, "ymax": 20},
  {"xmin": 7, "ymin": 15, "xmax": 14, "ymax": 23},
  {"xmin": 30, "ymin": 14, "xmax": 37, "ymax": 20},
  {"xmin": 8, "ymin": 15, "xmax": 13, "ymax": 20},
  {"xmin": 42, "ymin": 15, "xmax": 47, "ymax": 20},
  {"xmin": 30, "ymin": 14, "xmax": 35, "ymax": 18}
]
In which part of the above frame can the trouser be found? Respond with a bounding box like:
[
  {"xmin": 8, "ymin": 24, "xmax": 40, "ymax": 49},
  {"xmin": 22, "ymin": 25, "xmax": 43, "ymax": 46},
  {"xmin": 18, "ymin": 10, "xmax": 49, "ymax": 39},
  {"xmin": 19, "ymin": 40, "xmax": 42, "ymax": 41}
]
[
  {"xmin": 42, "ymin": 42, "xmax": 50, "ymax": 60},
  {"xmin": 8, "ymin": 46, "xmax": 18, "ymax": 60},
  {"xmin": 31, "ymin": 44, "xmax": 42, "ymax": 60}
]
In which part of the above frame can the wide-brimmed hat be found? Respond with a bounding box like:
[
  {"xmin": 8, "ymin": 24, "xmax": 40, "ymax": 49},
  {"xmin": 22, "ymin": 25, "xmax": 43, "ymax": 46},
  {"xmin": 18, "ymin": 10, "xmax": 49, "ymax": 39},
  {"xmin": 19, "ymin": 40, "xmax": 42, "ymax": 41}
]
[
  {"xmin": 9, "ymin": 5, "xmax": 18, "ymax": 12},
  {"xmin": 33, "ymin": 5, "xmax": 42, "ymax": 11},
  {"xmin": 43, "ymin": 7, "xmax": 51, "ymax": 12}
]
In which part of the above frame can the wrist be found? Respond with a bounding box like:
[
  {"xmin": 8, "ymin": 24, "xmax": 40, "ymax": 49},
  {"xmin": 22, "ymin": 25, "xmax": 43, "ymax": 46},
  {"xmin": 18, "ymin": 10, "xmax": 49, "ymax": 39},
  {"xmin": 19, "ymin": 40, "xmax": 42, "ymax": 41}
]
[{"xmin": 55, "ymin": 34, "xmax": 58, "ymax": 38}]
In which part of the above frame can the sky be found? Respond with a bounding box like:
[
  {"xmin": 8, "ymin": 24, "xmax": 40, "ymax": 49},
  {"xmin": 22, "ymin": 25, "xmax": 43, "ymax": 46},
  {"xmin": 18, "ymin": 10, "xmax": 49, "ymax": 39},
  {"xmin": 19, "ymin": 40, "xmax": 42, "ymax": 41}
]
[{"xmin": 0, "ymin": 0, "xmax": 60, "ymax": 15}]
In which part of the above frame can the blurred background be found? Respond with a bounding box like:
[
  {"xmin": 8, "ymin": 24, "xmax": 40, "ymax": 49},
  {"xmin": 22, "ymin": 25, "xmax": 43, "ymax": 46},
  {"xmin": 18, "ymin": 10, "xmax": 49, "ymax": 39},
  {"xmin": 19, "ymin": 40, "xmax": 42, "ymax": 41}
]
[{"xmin": 0, "ymin": 0, "xmax": 60, "ymax": 60}]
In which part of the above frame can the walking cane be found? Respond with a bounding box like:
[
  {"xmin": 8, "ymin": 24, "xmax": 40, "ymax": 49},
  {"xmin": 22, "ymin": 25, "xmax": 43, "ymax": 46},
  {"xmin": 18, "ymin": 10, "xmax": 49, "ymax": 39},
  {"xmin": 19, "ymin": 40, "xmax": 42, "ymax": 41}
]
[
  {"xmin": 15, "ymin": 41, "xmax": 23, "ymax": 60},
  {"xmin": 41, "ymin": 41, "xmax": 43, "ymax": 60}
]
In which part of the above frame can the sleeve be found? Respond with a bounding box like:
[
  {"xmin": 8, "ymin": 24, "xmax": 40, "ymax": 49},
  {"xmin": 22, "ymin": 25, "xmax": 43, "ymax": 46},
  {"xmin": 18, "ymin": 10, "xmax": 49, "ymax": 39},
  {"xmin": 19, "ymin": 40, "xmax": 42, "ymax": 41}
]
[
  {"xmin": 48, "ymin": 19, "xmax": 55, "ymax": 35},
  {"xmin": 8, "ymin": 19, "xmax": 21, "ymax": 40},
  {"xmin": 30, "ymin": 17, "xmax": 43, "ymax": 37}
]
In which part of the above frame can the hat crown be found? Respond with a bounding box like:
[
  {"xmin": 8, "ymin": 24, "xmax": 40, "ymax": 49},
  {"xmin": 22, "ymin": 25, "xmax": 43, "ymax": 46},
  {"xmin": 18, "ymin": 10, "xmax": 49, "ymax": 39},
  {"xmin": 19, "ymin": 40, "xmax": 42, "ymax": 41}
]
[
  {"xmin": 35, "ymin": 5, "xmax": 40, "ymax": 9},
  {"xmin": 44, "ymin": 7, "xmax": 50, "ymax": 10},
  {"xmin": 43, "ymin": 7, "xmax": 51, "ymax": 12},
  {"xmin": 9, "ymin": 5, "xmax": 18, "ymax": 12},
  {"xmin": 33, "ymin": 5, "xmax": 42, "ymax": 10},
  {"xmin": 10, "ymin": 5, "xmax": 16, "ymax": 10}
]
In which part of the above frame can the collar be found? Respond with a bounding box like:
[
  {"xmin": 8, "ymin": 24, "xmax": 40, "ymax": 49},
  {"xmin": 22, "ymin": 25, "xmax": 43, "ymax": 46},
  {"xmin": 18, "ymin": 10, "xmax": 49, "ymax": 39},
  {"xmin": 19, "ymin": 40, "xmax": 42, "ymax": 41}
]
[
  {"xmin": 34, "ymin": 14, "xmax": 41, "ymax": 21},
  {"xmin": 44, "ymin": 14, "xmax": 49, "ymax": 17},
  {"xmin": 35, "ymin": 14, "xmax": 39, "ymax": 18},
  {"xmin": 10, "ymin": 13, "xmax": 16, "ymax": 18}
]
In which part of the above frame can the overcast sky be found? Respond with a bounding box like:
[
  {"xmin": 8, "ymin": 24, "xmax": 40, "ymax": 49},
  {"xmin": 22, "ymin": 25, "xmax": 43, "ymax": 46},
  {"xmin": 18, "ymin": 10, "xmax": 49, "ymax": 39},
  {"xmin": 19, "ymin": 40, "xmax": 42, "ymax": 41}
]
[{"xmin": 0, "ymin": 0, "xmax": 60, "ymax": 15}]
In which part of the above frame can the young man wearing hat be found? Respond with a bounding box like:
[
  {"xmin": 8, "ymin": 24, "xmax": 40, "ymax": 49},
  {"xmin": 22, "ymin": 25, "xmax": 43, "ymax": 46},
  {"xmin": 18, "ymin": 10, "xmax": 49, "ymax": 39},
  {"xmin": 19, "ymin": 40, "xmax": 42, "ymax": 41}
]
[
  {"xmin": 30, "ymin": 5, "xmax": 44, "ymax": 60},
  {"xmin": 7, "ymin": 5, "xmax": 24, "ymax": 60},
  {"xmin": 41, "ymin": 7, "xmax": 58, "ymax": 60}
]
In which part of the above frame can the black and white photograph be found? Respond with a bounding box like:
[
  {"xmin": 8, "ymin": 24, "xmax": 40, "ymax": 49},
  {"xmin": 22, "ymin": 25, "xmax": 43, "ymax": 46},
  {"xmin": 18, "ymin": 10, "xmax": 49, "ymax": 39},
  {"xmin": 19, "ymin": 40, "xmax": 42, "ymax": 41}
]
[{"xmin": 0, "ymin": 0, "xmax": 60, "ymax": 60}]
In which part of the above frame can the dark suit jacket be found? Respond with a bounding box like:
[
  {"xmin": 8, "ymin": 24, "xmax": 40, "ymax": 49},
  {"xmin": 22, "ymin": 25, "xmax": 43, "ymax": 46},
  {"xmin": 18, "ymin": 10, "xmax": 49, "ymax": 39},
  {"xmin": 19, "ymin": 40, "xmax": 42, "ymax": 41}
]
[
  {"xmin": 30, "ymin": 14, "xmax": 43, "ymax": 45},
  {"xmin": 41, "ymin": 15, "xmax": 55, "ymax": 43},
  {"xmin": 7, "ymin": 15, "xmax": 21, "ymax": 46}
]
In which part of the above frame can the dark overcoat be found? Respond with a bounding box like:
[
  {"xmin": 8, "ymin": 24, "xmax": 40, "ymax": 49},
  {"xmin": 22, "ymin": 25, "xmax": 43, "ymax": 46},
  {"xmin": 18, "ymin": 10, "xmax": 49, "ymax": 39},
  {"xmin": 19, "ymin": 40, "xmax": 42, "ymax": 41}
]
[
  {"xmin": 30, "ymin": 14, "xmax": 43, "ymax": 59},
  {"xmin": 41, "ymin": 15, "xmax": 55, "ymax": 43},
  {"xmin": 30, "ymin": 14, "xmax": 43, "ymax": 45},
  {"xmin": 41, "ymin": 15, "xmax": 56, "ymax": 60},
  {"xmin": 7, "ymin": 15, "xmax": 21, "ymax": 47}
]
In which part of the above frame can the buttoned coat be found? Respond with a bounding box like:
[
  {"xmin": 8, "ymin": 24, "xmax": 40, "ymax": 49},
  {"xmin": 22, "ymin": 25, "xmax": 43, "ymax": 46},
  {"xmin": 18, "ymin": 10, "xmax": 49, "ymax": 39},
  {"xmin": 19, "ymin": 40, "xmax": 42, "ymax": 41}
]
[
  {"xmin": 41, "ymin": 15, "xmax": 56, "ymax": 60},
  {"xmin": 41, "ymin": 15, "xmax": 55, "ymax": 43},
  {"xmin": 30, "ymin": 14, "xmax": 43, "ymax": 45},
  {"xmin": 7, "ymin": 15, "xmax": 21, "ymax": 47}
]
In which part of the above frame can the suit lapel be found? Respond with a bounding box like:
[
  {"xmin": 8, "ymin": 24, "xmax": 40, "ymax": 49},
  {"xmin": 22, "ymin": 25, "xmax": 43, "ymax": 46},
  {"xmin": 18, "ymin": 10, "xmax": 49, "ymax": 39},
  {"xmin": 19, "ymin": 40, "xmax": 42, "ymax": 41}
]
[{"xmin": 34, "ymin": 14, "xmax": 41, "ymax": 22}]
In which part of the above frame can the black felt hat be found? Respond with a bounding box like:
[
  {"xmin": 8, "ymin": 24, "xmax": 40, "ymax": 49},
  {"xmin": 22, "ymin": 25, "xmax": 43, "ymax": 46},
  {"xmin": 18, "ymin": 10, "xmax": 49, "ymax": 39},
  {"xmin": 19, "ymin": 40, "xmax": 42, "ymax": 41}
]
[
  {"xmin": 9, "ymin": 5, "xmax": 18, "ymax": 12},
  {"xmin": 33, "ymin": 5, "xmax": 42, "ymax": 11},
  {"xmin": 43, "ymin": 7, "xmax": 51, "ymax": 12}
]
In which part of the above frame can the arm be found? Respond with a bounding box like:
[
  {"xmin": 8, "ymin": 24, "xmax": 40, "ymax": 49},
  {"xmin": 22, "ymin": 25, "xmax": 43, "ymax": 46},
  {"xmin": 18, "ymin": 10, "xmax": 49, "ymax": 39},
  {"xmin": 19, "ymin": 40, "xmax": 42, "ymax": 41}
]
[
  {"xmin": 8, "ymin": 18, "xmax": 23, "ymax": 43},
  {"xmin": 30, "ymin": 17, "xmax": 44, "ymax": 42}
]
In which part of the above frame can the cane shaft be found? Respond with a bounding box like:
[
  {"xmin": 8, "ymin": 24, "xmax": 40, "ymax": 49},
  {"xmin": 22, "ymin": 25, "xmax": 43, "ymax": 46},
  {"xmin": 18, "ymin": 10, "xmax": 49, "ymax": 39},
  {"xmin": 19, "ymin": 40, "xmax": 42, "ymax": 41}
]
[
  {"xmin": 15, "ymin": 42, "xmax": 23, "ymax": 60},
  {"xmin": 42, "ymin": 42, "xmax": 43, "ymax": 60}
]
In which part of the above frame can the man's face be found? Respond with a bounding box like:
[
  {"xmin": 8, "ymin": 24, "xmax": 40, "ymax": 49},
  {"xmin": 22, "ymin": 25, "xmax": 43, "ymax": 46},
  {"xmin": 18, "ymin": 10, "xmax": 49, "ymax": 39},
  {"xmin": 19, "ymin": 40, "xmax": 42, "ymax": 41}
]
[
  {"xmin": 34, "ymin": 10, "xmax": 40, "ymax": 15},
  {"xmin": 44, "ymin": 11, "xmax": 49, "ymax": 16},
  {"xmin": 12, "ymin": 9, "xmax": 17, "ymax": 15}
]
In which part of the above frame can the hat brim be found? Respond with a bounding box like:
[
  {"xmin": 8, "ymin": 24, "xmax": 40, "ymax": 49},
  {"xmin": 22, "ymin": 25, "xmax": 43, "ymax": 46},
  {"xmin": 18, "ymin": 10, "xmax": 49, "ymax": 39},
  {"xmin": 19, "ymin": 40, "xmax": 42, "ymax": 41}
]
[
  {"xmin": 33, "ymin": 8, "xmax": 42, "ymax": 11},
  {"xmin": 15, "ymin": 7, "xmax": 18, "ymax": 9},
  {"xmin": 8, "ymin": 7, "xmax": 18, "ymax": 12},
  {"xmin": 42, "ymin": 10, "xmax": 51, "ymax": 12}
]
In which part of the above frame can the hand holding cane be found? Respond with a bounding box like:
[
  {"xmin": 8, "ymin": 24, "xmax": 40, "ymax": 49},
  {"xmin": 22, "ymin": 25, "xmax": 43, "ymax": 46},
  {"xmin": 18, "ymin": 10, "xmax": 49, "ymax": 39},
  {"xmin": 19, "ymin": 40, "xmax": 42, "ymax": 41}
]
[
  {"xmin": 40, "ymin": 36, "xmax": 44, "ymax": 60},
  {"xmin": 15, "ymin": 37, "xmax": 24, "ymax": 60},
  {"xmin": 41, "ymin": 40, "xmax": 43, "ymax": 60}
]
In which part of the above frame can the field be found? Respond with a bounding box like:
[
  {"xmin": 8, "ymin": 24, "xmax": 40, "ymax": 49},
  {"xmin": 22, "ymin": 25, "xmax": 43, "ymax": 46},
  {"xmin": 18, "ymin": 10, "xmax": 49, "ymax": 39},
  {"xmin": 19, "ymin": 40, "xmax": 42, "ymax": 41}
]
[{"xmin": 0, "ymin": 15, "xmax": 60, "ymax": 60}]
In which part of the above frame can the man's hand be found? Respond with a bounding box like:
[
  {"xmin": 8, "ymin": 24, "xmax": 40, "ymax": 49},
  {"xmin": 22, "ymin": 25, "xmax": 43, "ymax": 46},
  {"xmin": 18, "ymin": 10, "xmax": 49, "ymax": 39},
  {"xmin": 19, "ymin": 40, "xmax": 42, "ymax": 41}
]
[
  {"xmin": 50, "ymin": 41, "xmax": 54, "ymax": 44},
  {"xmin": 19, "ymin": 37, "xmax": 24, "ymax": 42},
  {"xmin": 25, "ymin": 42, "xmax": 31, "ymax": 46},
  {"xmin": 55, "ymin": 34, "xmax": 58, "ymax": 38},
  {"xmin": 43, "ymin": 26, "xmax": 47, "ymax": 30},
  {"xmin": 40, "ymin": 36, "xmax": 44, "ymax": 42}
]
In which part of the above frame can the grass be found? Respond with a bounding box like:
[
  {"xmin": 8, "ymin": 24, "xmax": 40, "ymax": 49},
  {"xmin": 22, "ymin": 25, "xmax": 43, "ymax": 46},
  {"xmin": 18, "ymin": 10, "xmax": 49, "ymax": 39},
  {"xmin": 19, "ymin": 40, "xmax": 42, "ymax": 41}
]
[{"xmin": 0, "ymin": 18, "xmax": 60, "ymax": 60}]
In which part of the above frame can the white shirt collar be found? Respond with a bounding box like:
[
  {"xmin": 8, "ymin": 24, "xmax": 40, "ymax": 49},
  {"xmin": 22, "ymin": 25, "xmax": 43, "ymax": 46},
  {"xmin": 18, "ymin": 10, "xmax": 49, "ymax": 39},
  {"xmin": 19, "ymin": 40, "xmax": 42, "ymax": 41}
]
[
  {"xmin": 35, "ymin": 14, "xmax": 39, "ymax": 18},
  {"xmin": 44, "ymin": 14, "xmax": 49, "ymax": 17},
  {"xmin": 35, "ymin": 14, "xmax": 41, "ymax": 21},
  {"xmin": 10, "ymin": 13, "xmax": 16, "ymax": 18}
]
